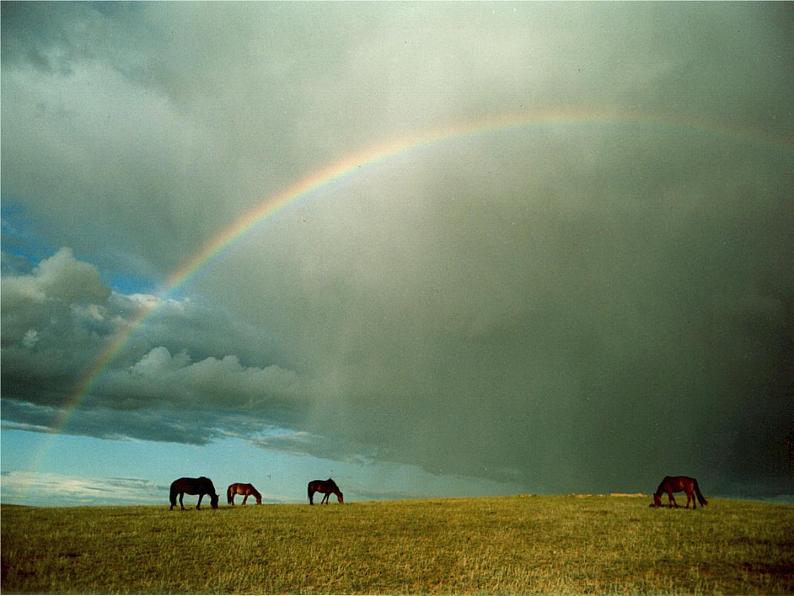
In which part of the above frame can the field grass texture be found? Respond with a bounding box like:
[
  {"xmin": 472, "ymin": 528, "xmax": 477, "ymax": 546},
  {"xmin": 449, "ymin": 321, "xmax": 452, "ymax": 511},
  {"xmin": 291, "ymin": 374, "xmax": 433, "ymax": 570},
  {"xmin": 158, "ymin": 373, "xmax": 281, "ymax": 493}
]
[{"xmin": 2, "ymin": 495, "xmax": 793, "ymax": 594}]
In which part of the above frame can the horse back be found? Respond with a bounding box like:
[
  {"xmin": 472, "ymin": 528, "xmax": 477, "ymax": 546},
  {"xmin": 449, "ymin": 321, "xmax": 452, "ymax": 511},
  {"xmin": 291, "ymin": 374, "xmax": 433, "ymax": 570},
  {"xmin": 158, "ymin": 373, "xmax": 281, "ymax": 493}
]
[
  {"xmin": 660, "ymin": 475, "xmax": 697, "ymax": 493},
  {"xmin": 170, "ymin": 477, "xmax": 189, "ymax": 493},
  {"xmin": 172, "ymin": 476, "xmax": 214, "ymax": 495},
  {"xmin": 671, "ymin": 476, "xmax": 696, "ymax": 491},
  {"xmin": 199, "ymin": 476, "xmax": 216, "ymax": 494},
  {"xmin": 307, "ymin": 480, "xmax": 324, "ymax": 494}
]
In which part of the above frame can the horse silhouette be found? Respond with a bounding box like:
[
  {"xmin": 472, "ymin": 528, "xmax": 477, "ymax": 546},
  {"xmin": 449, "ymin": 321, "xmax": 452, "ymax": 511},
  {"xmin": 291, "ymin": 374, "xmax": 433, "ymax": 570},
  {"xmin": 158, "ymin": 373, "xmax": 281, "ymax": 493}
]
[
  {"xmin": 169, "ymin": 477, "xmax": 219, "ymax": 510},
  {"xmin": 308, "ymin": 478, "xmax": 344, "ymax": 504},
  {"xmin": 650, "ymin": 475, "xmax": 707, "ymax": 509},
  {"xmin": 227, "ymin": 482, "xmax": 262, "ymax": 505}
]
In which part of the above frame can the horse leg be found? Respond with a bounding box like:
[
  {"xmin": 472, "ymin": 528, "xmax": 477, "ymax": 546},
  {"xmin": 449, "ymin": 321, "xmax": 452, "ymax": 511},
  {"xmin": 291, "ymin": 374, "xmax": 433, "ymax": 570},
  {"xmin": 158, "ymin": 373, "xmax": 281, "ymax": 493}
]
[
  {"xmin": 179, "ymin": 493, "xmax": 185, "ymax": 510},
  {"xmin": 242, "ymin": 494, "xmax": 248, "ymax": 505},
  {"xmin": 687, "ymin": 489, "xmax": 695, "ymax": 509},
  {"xmin": 667, "ymin": 491, "xmax": 677, "ymax": 508},
  {"xmin": 322, "ymin": 492, "xmax": 330, "ymax": 504},
  {"xmin": 196, "ymin": 493, "xmax": 203, "ymax": 510}
]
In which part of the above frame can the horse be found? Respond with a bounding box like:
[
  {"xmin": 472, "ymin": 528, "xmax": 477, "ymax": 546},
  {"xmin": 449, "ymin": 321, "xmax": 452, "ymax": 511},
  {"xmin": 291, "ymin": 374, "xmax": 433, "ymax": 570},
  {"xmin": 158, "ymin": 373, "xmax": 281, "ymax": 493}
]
[
  {"xmin": 308, "ymin": 478, "xmax": 344, "ymax": 504},
  {"xmin": 227, "ymin": 482, "xmax": 262, "ymax": 505},
  {"xmin": 169, "ymin": 476, "xmax": 219, "ymax": 510},
  {"xmin": 650, "ymin": 475, "xmax": 708, "ymax": 509}
]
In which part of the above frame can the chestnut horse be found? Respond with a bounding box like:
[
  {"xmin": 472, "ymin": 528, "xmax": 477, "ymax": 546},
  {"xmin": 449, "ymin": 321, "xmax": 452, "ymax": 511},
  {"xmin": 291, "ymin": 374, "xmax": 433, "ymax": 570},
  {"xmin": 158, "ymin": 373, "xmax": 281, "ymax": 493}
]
[
  {"xmin": 308, "ymin": 478, "xmax": 344, "ymax": 504},
  {"xmin": 227, "ymin": 482, "xmax": 262, "ymax": 505},
  {"xmin": 650, "ymin": 475, "xmax": 708, "ymax": 509},
  {"xmin": 169, "ymin": 476, "xmax": 219, "ymax": 510}
]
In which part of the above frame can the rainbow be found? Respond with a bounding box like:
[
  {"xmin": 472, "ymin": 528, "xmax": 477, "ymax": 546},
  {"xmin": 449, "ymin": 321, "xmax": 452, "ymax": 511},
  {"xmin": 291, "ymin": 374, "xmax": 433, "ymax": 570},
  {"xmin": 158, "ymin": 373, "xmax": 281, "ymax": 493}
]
[{"xmin": 54, "ymin": 106, "xmax": 792, "ymax": 434}]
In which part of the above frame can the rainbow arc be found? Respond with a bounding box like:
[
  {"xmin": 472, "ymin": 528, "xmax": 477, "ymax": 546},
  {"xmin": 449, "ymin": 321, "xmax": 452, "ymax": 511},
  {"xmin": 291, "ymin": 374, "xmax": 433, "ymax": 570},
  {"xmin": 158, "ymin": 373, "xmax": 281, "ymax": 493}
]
[{"xmin": 53, "ymin": 107, "xmax": 793, "ymax": 435}]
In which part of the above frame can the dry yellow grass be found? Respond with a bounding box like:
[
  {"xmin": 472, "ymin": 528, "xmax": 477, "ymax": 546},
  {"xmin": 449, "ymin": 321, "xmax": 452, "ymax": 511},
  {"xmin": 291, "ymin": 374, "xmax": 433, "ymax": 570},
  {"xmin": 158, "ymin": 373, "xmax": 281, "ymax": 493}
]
[{"xmin": 2, "ymin": 495, "xmax": 793, "ymax": 593}]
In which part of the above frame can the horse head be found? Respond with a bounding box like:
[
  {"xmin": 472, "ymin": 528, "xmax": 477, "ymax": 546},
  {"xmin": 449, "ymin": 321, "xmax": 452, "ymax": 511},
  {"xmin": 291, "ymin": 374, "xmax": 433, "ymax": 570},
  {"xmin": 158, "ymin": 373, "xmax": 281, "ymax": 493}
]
[
  {"xmin": 649, "ymin": 493, "xmax": 662, "ymax": 508},
  {"xmin": 210, "ymin": 493, "xmax": 220, "ymax": 509}
]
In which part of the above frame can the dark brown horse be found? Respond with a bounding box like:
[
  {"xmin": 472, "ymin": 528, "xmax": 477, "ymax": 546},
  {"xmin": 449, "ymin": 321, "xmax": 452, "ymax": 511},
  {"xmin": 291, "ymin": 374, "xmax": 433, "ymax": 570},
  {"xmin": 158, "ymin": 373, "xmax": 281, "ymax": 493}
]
[
  {"xmin": 227, "ymin": 482, "xmax": 262, "ymax": 505},
  {"xmin": 169, "ymin": 476, "xmax": 219, "ymax": 510},
  {"xmin": 650, "ymin": 475, "xmax": 708, "ymax": 509},
  {"xmin": 308, "ymin": 478, "xmax": 343, "ymax": 504}
]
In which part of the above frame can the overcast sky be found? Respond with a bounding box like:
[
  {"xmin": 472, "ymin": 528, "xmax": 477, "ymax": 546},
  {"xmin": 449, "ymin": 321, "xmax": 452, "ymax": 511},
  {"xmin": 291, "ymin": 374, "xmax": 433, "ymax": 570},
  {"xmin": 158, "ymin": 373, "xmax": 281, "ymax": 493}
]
[{"xmin": 2, "ymin": 2, "xmax": 793, "ymax": 506}]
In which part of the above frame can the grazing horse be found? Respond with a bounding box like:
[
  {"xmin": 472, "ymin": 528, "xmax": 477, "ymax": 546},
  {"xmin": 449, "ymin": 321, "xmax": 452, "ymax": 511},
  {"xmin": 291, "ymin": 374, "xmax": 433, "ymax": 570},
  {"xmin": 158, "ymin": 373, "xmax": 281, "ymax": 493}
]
[
  {"xmin": 227, "ymin": 482, "xmax": 262, "ymax": 505},
  {"xmin": 308, "ymin": 478, "xmax": 344, "ymax": 504},
  {"xmin": 169, "ymin": 476, "xmax": 219, "ymax": 510},
  {"xmin": 650, "ymin": 475, "xmax": 708, "ymax": 509}
]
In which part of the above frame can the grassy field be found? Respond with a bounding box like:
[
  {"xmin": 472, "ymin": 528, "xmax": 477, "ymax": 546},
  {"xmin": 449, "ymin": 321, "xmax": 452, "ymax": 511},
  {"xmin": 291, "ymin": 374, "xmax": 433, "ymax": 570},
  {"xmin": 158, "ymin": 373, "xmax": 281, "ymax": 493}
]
[{"xmin": 2, "ymin": 495, "xmax": 792, "ymax": 594}]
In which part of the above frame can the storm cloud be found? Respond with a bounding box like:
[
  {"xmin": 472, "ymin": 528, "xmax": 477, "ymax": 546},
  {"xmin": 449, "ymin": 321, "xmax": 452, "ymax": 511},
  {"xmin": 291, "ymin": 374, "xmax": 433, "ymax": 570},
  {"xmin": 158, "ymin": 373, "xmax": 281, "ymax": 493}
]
[{"xmin": 2, "ymin": 3, "xmax": 793, "ymax": 497}]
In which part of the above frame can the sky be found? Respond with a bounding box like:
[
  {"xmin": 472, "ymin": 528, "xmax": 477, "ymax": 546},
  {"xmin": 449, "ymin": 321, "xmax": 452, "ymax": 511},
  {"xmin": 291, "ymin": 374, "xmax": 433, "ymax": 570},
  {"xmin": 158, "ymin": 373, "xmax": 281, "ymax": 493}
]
[{"xmin": 2, "ymin": 2, "xmax": 793, "ymax": 507}]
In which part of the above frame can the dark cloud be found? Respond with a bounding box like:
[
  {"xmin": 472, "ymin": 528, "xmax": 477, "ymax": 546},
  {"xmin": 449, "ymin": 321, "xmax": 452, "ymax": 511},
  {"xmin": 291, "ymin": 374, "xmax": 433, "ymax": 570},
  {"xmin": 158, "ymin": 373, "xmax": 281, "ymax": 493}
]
[
  {"xmin": 2, "ymin": 3, "xmax": 793, "ymax": 497},
  {"xmin": 206, "ymin": 125, "xmax": 793, "ymax": 495}
]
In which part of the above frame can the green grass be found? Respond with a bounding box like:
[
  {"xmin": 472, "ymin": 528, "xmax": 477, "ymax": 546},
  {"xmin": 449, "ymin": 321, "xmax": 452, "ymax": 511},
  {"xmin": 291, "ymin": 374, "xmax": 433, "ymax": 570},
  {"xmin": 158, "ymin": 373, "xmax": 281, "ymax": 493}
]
[{"xmin": 2, "ymin": 495, "xmax": 793, "ymax": 594}]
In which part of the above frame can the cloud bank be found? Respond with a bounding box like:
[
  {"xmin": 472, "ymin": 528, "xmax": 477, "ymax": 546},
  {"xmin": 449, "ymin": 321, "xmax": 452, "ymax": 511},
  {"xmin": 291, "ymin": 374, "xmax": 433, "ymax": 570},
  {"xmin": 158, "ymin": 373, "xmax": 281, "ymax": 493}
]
[
  {"xmin": 0, "ymin": 471, "xmax": 164, "ymax": 506},
  {"xmin": 2, "ymin": 248, "xmax": 314, "ymax": 447}
]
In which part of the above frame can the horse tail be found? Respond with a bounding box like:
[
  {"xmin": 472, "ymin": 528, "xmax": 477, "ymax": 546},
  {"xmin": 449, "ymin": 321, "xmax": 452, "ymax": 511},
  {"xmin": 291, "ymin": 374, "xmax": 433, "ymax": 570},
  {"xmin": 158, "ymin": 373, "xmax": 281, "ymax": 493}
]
[
  {"xmin": 227, "ymin": 484, "xmax": 234, "ymax": 504},
  {"xmin": 694, "ymin": 480, "xmax": 708, "ymax": 506},
  {"xmin": 307, "ymin": 482, "xmax": 314, "ymax": 505},
  {"xmin": 169, "ymin": 483, "xmax": 177, "ymax": 508}
]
